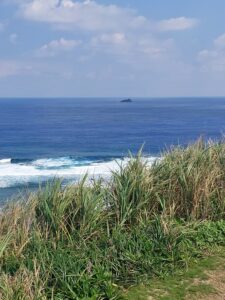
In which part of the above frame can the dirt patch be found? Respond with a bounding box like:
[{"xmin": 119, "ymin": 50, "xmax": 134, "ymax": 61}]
[{"xmin": 192, "ymin": 270, "xmax": 225, "ymax": 300}]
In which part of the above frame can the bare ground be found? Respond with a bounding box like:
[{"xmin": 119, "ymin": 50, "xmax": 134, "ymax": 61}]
[{"xmin": 194, "ymin": 270, "xmax": 225, "ymax": 300}]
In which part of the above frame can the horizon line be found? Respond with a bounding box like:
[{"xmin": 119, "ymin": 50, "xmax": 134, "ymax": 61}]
[{"xmin": 0, "ymin": 96, "xmax": 225, "ymax": 99}]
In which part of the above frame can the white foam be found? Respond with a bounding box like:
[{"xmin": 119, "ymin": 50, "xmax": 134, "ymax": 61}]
[
  {"xmin": 0, "ymin": 158, "xmax": 12, "ymax": 164},
  {"xmin": 0, "ymin": 157, "xmax": 158, "ymax": 188},
  {"xmin": 32, "ymin": 157, "xmax": 81, "ymax": 168}
]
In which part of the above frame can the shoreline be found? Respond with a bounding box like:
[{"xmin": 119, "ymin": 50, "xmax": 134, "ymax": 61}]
[{"xmin": 1, "ymin": 140, "xmax": 225, "ymax": 299}]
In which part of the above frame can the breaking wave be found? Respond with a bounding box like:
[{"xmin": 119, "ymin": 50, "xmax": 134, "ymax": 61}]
[{"xmin": 0, "ymin": 156, "xmax": 158, "ymax": 189}]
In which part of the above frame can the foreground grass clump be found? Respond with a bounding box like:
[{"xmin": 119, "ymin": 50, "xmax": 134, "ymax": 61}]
[{"xmin": 1, "ymin": 140, "xmax": 225, "ymax": 299}]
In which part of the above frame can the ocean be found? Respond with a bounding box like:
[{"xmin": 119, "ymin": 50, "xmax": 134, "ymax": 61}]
[{"xmin": 0, "ymin": 97, "xmax": 225, "ymax": 204}]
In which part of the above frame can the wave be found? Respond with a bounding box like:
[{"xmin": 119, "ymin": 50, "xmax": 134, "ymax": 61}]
[
  {"xmin": 0, "ymin": 156, "xmax": 158, "ymax": 189},
  {"xmin": 31, "ymin": 157, "xmax": 97, "ymax": 169},
  {"xmin": 0, "ymin": 158, "xmax": 12, "ymax": 164}
]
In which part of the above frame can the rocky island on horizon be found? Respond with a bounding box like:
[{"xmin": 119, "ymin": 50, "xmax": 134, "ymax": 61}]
[{"xmin": 120, "ymin": 98, "xmax": 133, "ymax": 103}]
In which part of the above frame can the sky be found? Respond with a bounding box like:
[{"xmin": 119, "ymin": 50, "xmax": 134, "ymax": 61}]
[{"xmin": 0, "ymin": 0, "xmax": 225, "ymax": 97}]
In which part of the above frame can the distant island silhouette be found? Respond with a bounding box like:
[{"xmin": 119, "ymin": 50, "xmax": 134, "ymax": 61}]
[{"xmin": 120, "ymin": 98, "xmax": 132, "ymax": 103}]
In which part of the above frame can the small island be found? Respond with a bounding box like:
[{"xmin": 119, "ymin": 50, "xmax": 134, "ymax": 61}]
[{"xmin": 120, "ymin": 98, "xmax": 132, "ymax": 103}]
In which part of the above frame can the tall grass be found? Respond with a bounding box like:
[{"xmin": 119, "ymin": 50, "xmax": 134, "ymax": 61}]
[
  {"xmin": 108, "ymin": 151, "xmax": 154, "ymax": 227},
  {"xmin": 1, "ymin": 140, "xmax": 225, "ymax": 299},
  {"xmin": 151, "ymin": 139, "xmax": 225, "ymax": 219}
]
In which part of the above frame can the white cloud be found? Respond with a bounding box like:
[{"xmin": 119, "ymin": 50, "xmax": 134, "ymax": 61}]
[
  {"xmin": 198, "ymin": 33, "xmax": 225, "ymax": 72},
  {"xmin": 0, "ymin": 0, "xmax": 202, "ymax": 96},
  {"xmin": 19, "ymin": 0, "xmax": 148, "ymax": 32},
  {"xmin": 19, "ymin": 1, "xmax": 186, "ymax": 62},
  {"xmin": 14, "ymin": 0, "xmax": 199, "ymax": 72},
  {"xmin": 91, "ymin": 33, "xmax": 127, "ymax": 47},
  {"xmin": 17, "ymin": 0, "xmax": 199, "ymax": 34},
  {"xmin": 158, "ymin": 17, "xmax": 198, "ymax": 32},
  {"xmin": 99, "ymin": 33, "xmax": 126, "ymax": 45},
  {"xmin": 36, "ymin": 38, "xmax": 82, "ymax": 57},
  {"xmin": 90, "ymin": 30, "xmax": 175, "ymax": 67}
]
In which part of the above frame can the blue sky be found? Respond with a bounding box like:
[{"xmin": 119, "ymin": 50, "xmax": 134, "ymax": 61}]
[{"xmin": 0, "ymin": 0, "xmax": 225, "ymax": 97}]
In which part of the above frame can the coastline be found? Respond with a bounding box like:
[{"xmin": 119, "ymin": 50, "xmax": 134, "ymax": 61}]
[
  {"xmin": 0, "ymin": 156, "xmax": 158, "ymax": 204},
  {"xmin": 1, "ymin": 140, "xmax": 225, "ymax": 299}
]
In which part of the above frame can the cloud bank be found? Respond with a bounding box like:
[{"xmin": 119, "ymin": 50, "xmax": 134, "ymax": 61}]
[
  {"xmin": 18, "ymin": 0, "xmax": 198, "ymax": 34},
  {"xmin": 0, "ymin": 0, "xmax": 207, "ymax": 96}
]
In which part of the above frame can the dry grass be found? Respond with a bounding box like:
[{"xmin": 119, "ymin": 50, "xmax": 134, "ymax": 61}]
[{"xmin": 0, "ymin": 139, "xmax": 225, "ymax": 299}]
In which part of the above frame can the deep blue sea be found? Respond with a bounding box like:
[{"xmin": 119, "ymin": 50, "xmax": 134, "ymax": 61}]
[{"xmin": 0, "ymin": 97, "xmax": 225, "ymax": 204}]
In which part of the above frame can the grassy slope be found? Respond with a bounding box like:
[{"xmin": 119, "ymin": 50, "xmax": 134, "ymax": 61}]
[
  {"xmin": 126, "ymin": 247, "xmax": 225, "ymax": 300},
  {"xmin": 1, "ymin": 140, "xmax": 225, "ymax": 299}
]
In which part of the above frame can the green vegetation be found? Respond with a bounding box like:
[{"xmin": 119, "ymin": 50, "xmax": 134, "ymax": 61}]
[
  {"xmin": 1, "ymin": 139, "xmax": 225, "ymax": 299},
  {"xmin": 126, "ymin": 247, "xmax": 225, "ymax": 299}
]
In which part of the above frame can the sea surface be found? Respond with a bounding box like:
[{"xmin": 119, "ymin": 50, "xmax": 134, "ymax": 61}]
[{"xmin": 0, "ymin": 97, "xmax": 225, "ymax": 204}]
